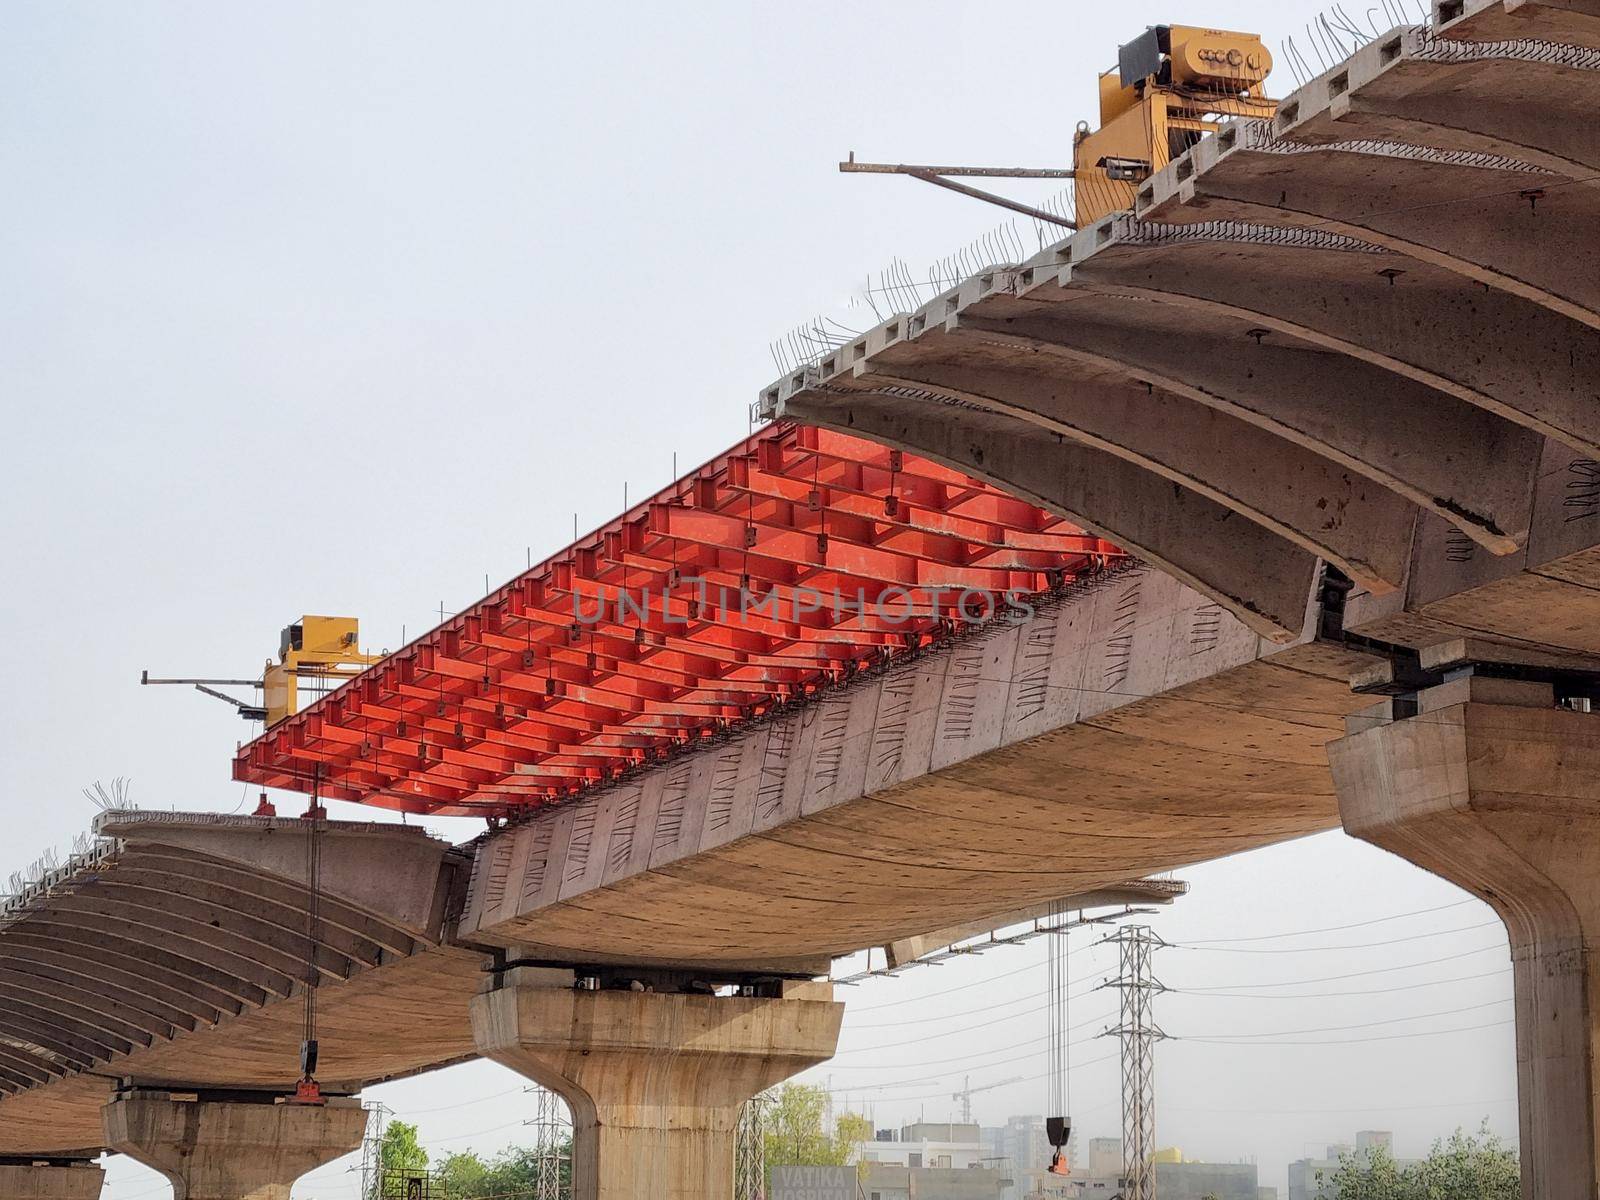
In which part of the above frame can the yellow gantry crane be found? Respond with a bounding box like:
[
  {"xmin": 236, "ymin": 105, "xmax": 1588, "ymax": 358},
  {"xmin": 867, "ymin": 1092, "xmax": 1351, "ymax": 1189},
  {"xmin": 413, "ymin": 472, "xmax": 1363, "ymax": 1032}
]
[
  {"xmin": 840, "ymin": 22, "xmax": 1275, "ymax": 232},
  {"xmin": 261, "ymin": 615, "xmax": 381, "ymax": 727},
  {"xmin": 142, "ymin": 614, "xmax": 380, "ymax": 727},
  {"xmin": 1074, "ymin": 24, "xmax": 1275, "ymax": 224}
]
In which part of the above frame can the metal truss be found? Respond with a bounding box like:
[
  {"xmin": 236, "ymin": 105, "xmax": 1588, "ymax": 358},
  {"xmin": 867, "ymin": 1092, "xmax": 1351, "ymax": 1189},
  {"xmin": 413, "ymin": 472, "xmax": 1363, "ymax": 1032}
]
[
  {"xmin": 236, "ymin": 424, "xmax": 1122, "ymax": 816},
  {"xmin": 1104, "ymin": 925, "xmax": 1167, "ymax": 1200}
]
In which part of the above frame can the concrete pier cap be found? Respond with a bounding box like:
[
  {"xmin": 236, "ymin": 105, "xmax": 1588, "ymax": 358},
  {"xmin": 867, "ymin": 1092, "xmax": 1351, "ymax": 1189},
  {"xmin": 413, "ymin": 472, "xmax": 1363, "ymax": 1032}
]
[
  {"xmin": 1329, "ymin": 673, "xmax": 1600, "ymax": 1200},
  {"xmin": 102, "ymin": 1092, "xmax": 367, "ymax": 1200},
  {"xmin": 471, "ymin": 966, "xmax": 843, "ymax": 1200},
  {"xmin": 0, "ymin": 1161, "xmax": 105, "ymax": 1200}
]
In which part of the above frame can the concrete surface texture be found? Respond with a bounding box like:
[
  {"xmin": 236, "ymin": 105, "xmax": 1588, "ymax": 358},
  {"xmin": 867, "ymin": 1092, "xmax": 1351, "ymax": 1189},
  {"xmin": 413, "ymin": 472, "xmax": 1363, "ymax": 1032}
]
[
  {"xmin": 8, "ymin": 3, "xmax": 1600, "ymax": 1195},
  {"xmin": 1329, "ymin": 676, "xmax": 1600, "ymax": 1200},
  {"xmin": 458, "ymin": 564, "xmax": 1372, "ymax": 970},
  {"xmin": 472, "ymin": 969, "xmax": 842, "ymax": 1200},
  {"xmin": 0, "ymin": 1163, "xmax": 105, "ymax": 1200},
  {"xmin": 760, "ymin": 3, "xmax": 1600, "ymax": 661},
  {"xmin": 103, "ymin": 1094, "xmax": 368, "ymax": 1200},
  {"xmin": 0, "ymin": 813, "xmax": 475, "ymax": 1157},
  {"xmin": 1438, "ymin": 0, "xmax": 1600, "ymax": 49}
]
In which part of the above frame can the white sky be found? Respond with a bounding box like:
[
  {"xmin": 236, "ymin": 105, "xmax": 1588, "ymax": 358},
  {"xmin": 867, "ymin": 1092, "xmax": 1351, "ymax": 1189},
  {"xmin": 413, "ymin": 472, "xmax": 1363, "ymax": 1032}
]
[{"xmin": 0, "ymin": 1, "xmax": 1509, "ymax": 1196}]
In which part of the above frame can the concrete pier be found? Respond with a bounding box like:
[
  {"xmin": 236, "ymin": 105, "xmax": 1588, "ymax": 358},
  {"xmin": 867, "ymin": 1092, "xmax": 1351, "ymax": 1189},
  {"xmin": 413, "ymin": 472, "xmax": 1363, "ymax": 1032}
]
[
  {"xmin": 471, "ymin": 968, "xmax": 843, "ymax": 1200},
  {"xmin": 0, "ymin": 1162, "xmax": 104, "ymax": 1200},
  {"xmin": 102, "ymin": 1093, "xmax": 367, "ymax": 1200},
  {"xmin": 1330, "ymin": 675, "xmax": 1600, "ymax": 1199}
]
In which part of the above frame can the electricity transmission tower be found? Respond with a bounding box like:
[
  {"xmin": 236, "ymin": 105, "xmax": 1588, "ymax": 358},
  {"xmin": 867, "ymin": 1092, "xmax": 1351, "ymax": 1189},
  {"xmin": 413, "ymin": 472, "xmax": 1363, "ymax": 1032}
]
[
  {"xmin": 359, "ymin": 1102, "xmax": 392, "ymax": 1200},
  {"xmin": 524, "ymin": 1084, "xmax": 571, "ymax": 1200},
  {"xmin": 1103, "ymin": 925, "xmax": 1167, "ymax": 1200},
  {"xmin": 736, "ymin": 1091, "xmax": 771, "ymax": 1200}
]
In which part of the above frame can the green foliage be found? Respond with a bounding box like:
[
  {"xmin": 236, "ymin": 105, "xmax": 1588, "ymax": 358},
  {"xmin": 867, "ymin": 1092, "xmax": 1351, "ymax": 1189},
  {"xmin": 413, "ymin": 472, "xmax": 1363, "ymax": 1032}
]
[
  {"xmin": 1323, "ymin": 1144, "xmax": 1408, "ymax": 1200},
  {"xmin": 835, "ymin": 1111, "xmax": 875, "ymax": 1181},
  {"xmin": 1323, "ymin": 1123, "xmax": 1518, "ymax": 1200},
  {"xmin": 381, "ymin": 1121, "xmax": 430, "ymax": 1176},
  {"xmin": 763, "ymin": 1084, "xmax": 869, "ymax": 1174},
  {"xmin": 434, "ymin": 1144, "xmax": 569, "ymax": 1199},
  {"xmin": 432, "ymin": 1150, "xmax": 489, "ymax": 1198},
  {"xmin": 376, "ymin": 1121, "xmax": 431, "ymax": 1199}
]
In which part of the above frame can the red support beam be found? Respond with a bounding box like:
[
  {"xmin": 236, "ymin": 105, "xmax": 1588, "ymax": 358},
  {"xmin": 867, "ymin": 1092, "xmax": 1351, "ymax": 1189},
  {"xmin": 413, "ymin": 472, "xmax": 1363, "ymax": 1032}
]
[{"xmin": 235, "ymin": 423, "xmax": 1125, "ymax": 815}]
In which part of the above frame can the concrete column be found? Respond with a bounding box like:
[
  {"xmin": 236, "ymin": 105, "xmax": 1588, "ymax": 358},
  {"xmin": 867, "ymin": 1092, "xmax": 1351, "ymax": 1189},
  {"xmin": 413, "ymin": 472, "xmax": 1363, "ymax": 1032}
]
[
  {"xmin": 0, "ymin": 1162, "xmax": 104, "ymax": 1200},
  {"xmin": 1328, "ymin": 674, "xmax": 1600, "ymax": 1200},
  {"xmin": 471, "ymin": 967, "xmax": 844, "ymax": 1200},
  {"xmin": 102, "ymin": 1093, "xmax": 367, "ymax": 1200}
]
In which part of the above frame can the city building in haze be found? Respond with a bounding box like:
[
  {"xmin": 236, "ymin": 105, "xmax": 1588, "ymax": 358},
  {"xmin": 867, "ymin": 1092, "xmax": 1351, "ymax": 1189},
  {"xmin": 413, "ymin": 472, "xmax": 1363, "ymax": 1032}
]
[
  {"xmin": 981, "ymin": 1115, "xmax": 1068, "ymax": 1200},
  {"xmin": 1288, "ymin": 1131, "xmax": 1408, "ymax": 1200},
  {"xmin": 862, "ymin": 1123, "xmax": 988, "ymax": 1169},
  {"xmin": 1152, "ymin": 1149, "xmax": 1260, "ymax": 1200},
  {"xmin": 861, "ymin": 1165, "xmax": 1016, "ymax": 1200},
  {"xmin": 1085, "ymin": 1138, "xmax": 1121, "ymax": 1179},
  {"xmin": 858, "ymin": 1123, "xmax": 1013, "ymax": 1200}
]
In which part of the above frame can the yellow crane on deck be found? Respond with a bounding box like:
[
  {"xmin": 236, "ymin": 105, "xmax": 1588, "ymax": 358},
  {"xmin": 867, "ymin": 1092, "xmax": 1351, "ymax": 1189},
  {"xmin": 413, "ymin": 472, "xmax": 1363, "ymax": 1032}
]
[{"xmin": 840, "ymin": 23, "xmax": 1276, "ymax": 231}]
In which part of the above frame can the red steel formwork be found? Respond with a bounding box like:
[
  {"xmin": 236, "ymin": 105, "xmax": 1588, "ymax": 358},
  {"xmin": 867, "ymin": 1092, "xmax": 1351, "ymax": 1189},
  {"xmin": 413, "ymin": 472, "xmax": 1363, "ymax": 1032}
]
[{"xmin": 234, "ymin": 424, "xmax": 1124, "ymax": 816}]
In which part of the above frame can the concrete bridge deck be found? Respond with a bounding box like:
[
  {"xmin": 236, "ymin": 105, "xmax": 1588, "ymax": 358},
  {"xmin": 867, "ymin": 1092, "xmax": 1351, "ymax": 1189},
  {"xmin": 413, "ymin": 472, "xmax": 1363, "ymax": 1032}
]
[
  {"xmin": 456, "ymin": 564, "xmax": 1370, "ymax": 970},
  {"xmin": 0, "ymin": 814, "xmax": 479, "ymax": 1157},
  {"xmin": 762, "ymin": 3, "xmax": 1600, "ymax": 662},
  {"xmin": 9, "ymin": 2, "xmax": 1600, "ymax": 1194}
]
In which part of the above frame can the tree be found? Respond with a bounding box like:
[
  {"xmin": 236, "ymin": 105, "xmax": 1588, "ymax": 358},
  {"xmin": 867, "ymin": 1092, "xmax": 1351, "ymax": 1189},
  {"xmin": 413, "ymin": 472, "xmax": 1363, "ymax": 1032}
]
[
  {"xmin": 763, "ymin": 1084, "xmax": 869, "ymax": 1174},
  {"xmin": 433, "ymin": 1143, "xmax": 568, "ymax": 1198},
  {"xmin": 432, "ymin": 1150, "xmax": 488, "ymax": 1198},
  {"xmin": 835, "ymin": 1111, "xmax": 875, "ymax": 1182},
  {"xmin": 835, "ymin": 1111, "xmax": 873, "ymax": 1157},
  {"xmin": 377, "ymin": 1121, "xmax": 429, "ymax": 1199},
  {"xmin": 1323, "ymin": 1144, "xmax": 1408, "ymax": 1200},
  {"xmin": 1323, "ymin": 1123, "xmax": 1518, "ymax": 1200},
  {"xmin": 1406, "ymin": 1125, "xmax": 1518, "ymax": 1198}
]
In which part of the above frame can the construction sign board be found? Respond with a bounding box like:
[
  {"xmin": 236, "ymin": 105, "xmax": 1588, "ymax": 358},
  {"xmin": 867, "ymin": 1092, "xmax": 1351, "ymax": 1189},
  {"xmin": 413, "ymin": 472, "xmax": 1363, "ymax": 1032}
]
[{"xmin": 770, "ymin": 1165, "xmax": 855, "ymax": 1200}]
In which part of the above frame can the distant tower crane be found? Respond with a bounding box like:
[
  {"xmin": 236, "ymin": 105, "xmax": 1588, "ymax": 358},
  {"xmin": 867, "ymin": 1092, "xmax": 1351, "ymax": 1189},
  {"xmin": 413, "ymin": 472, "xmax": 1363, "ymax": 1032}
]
[{"xmin": 951, "ymin": 1075, "xmax": 1024, "ymax": 1125}]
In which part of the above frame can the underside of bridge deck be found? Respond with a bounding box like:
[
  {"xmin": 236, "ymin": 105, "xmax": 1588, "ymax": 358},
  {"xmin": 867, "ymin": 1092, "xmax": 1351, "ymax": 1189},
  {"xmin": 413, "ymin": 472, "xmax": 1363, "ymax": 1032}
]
[
  {"xmin": 11, "ymin": 4, "xmax": 1600, "ymax": 1198},
  {"xmin": 746, "ymin": 4, "xmax": 1600, "ymax": 1194},
  {"xmin": 759, "ymin": 5, "xmax": 1600, "ymax": 662},
  {"xmin": 459, "ymin": 564, "xmax": 1376, "ymax": 969},
  {"xmin": 0, "ymin": 814, "xmax": 479, "ymax": 1158}
]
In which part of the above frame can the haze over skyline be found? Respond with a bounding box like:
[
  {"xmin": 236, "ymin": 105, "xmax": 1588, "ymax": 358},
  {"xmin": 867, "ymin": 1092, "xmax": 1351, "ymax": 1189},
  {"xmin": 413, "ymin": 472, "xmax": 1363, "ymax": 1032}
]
[{"xmin": 1, "ymin": 1, "xmax": 1505, "ymax": 1195}]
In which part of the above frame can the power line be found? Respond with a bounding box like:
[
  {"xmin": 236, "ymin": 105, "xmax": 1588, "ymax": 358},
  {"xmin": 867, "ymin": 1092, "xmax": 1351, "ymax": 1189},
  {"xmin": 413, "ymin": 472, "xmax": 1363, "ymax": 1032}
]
[
  {"xmin": 830, "ymin": 994, "xmax": 1517, "ymax": 1092},
  {"xmin": 1172, "ymin": 919, "xmax": 1502, "ymax": 955},
  {"xmin": 1174, "ymin": 995, "xmax": 1512, "ymax": 1040},
  {"xmin": 1163, "ymin": 1096, "xmax": 1516, "ymax": 1117},
  {"xmin": 831, "ymin": 971, "xmax": 1516, "ymax": 1081},
  {"xmin": 848, "ymin": 934, "xmax": 1109, "ymax": 1013},
  {"xmin": 821, "ymin": 1048, "xmax": 1123, "ymax": 1103},
  {"xmin": 839, "ymin": 979, "xmax": 1109, "ymax": 1049},
  {"xmin": 1178, "ymin": 898, "xmax": 1477, "ymax": 944},
  {"xmin": 1174, "ymin": 942, "xmax": 1510, "ymax": 990},
  {"xmin": 839, "ymin": 961, "xmax": 1515, "ymax": 1050},
  {"xmin": 829, "ymin": 1003, "xmax": 1120, "ymax": 1071},
  {"xmin": 1179, "ymin": 965, "xmax": 1510, "ymax": 1000},
  {"xmin": 846, "ymin": 902, "xmax": 1503, "ymax": 1025},
  {"xmin": 383, "ymin": 1085, "xmax": 527, "ymax": 1116},
  {"xmin": 1183, "ymin": 1016, "xmax": 1514, "ymax": 1047}
]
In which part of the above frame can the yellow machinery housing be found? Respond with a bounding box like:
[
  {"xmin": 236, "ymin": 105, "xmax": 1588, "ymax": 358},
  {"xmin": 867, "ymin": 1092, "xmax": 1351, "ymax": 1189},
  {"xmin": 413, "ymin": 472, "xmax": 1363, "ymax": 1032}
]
[
  {"xmin": 263, "ymin": 615, "xmax": 381, "ymax": 727},
  {"xmin": 1074, "ymin": 24, "xmax": 1275, "ymax": 226}
]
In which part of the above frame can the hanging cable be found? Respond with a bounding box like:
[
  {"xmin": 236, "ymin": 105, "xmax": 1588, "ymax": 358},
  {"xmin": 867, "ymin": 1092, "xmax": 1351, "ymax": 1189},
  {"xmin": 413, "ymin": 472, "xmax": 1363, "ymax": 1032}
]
[
  {"xmin": 1046, "ymin": 902, "xmax": 1073, "ymax": 1174},
  {"xmin": 295, "ymin": 765, "xmax": 325, "ymax": 1103}
]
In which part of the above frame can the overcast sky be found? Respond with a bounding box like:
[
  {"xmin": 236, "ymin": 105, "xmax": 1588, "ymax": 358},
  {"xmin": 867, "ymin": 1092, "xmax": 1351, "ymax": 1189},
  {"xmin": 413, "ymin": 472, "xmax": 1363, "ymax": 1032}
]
[{"xmin": 0, "ymin": 1, "xmax": 1508, "ymax": 1196}]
